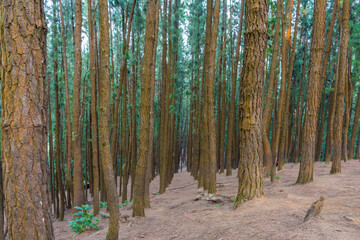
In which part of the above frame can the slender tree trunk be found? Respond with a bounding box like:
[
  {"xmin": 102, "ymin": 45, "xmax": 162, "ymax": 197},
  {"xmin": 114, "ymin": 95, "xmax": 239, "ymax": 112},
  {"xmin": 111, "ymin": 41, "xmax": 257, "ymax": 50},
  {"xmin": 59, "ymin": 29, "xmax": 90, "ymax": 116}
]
[
  {"xmin": 159, "ymin": 0, "xmax": 169, "ymax": 194},
  {"xmin": 59, "ymin": 0, "xmax": 74, "ymax": 205},
  {"xmin": 262, "ymin": 0, "xmax": 282, "ymax": 176},
  {"xmin": 331, "ymin": 0, "xmax": 350, "ymax": 174},
  {"xmin": 99, "ymin": 0, "xmax": 120, "ymax": 237},
  {"xmin": 270, "ymin": 0, "xmax": 286, "ymax": 181},
  {"xmin": 348, "ymin": 85, "xmax": 360, "ymax": 159},
  {"xmin": 225, "ymin": 0, "xmax": 244, "ymax": 176},
  {"xmin": 88, "ymin": 0, "xmax": 100, "ymax": 216}
]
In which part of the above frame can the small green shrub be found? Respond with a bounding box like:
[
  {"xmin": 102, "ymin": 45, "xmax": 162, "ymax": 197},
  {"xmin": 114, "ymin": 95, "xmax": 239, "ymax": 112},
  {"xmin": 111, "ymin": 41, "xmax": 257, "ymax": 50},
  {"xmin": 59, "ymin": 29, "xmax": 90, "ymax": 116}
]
[
  {"xmin": 275, "ymin": 175, "xmax": 280, "ymax": 180},
  {"xmin": 99, "ymin": 201, "xmax": 107, "ymax": 209},
  {"xmin": 68, "ymin": 205, "xmax": 100, "ymax": 233}
]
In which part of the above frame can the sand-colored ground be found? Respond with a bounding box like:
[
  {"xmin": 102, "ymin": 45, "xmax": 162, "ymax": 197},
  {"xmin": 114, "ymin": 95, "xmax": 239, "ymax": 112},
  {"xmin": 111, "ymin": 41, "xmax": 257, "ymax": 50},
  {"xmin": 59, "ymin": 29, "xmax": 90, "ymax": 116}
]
[{"xmin": 53, "ymin": 160, "xmax": 360, "ymax": 240}]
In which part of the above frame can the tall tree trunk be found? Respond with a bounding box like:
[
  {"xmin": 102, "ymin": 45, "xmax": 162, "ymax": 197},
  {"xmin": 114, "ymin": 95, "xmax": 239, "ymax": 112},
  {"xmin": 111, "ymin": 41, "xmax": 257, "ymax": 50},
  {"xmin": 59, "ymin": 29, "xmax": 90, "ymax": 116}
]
[
  {"xmin": 133, "ymin": 0, "xmax": 159, "ymax": 217},
  {"xmin": 200, "ymin": 0, "xmax": 220, "ymax": 193},
  {"xmin": 159, "ymin": 0, "xmax": 169, "ymax": 194},
  {"xmin": 72, "ymin": 0, "xmax": 85, "ymax": 208},
  {"xmin": 99, "ymin": 0, "xmax": 120, "ymax": 237},
  {"xmin": 88, "ymin": 0, "xmax": 100, "ymax": 216},
  {"xmin": 342, "ymin": 69, "xmax": 351, "ymax": 162},
  {"xmin": 331, "ymin": 0, "xmax": 350, "ymax": 174},
  {"xmin": 52, "ymin": 0, "xmax": 66, "ymax": 221},
  {"xmin": 225, "ymin": 0, "xmax": 244, "ymax": 176},
  {"xmin": 59, "ymin": 0, "xmax": 74, "ymax": 205},
  {"xmin": 296, "ymin": 0, "xmax": 326, "ymax": 184},
  {"xmin": 235, "ymin": 0, "xmax": 267, "ymax": 205},
  {"xmin": 348, "ymin": 86, "xmax": 360, "ymax": 159},
  {"xmin": 270, "ymin": 0, "xmax": 288, "ymax": 181},
  {"xmin": 262, "ymin": 0, "xmax": 282, "ymax": 176},
  {"xmin": 0, "ymin": 0, "xmax": 54, "ymax": 237},
  {"xmin": 144, "ymin": 0, "xmax": 160, "ymax": 208}
]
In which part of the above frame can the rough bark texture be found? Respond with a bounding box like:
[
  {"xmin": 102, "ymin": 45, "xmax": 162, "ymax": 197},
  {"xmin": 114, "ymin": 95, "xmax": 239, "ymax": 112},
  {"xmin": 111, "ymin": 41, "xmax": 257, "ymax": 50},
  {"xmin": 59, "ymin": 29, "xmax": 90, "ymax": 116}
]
[
  {"xmin": 331, "ymin": 0, "xmax": 349, "ymax": 174},
  {"xmin": 133, "ymin": 0, "xmax": 159, "ymax": 217},
  {"xmin": 0, "ymin": 0, "xmax": 54, "ymax": 238},
  {"xmin": 296, "ymin": 0, "xmax": 326, "ymax": 184},
  {"xmin": 235, "ymin": 0, "xmax": 267, "ymax": 205},
  {"xmin": 98, "ymin": 0, "xmax": 120, "ymax": 237}
]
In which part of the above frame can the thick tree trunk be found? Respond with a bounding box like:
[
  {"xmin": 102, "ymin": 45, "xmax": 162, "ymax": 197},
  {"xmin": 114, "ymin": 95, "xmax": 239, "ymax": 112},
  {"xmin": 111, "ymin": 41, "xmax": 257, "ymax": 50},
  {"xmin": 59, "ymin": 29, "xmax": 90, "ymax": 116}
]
[
  {"xmin": 235, "ymin": 0, "xmax": 267, "ymax": 205},
  {"xmin": 296, "ymin": 0, "xmax": 326, "ymax": 184},
  {"xmin": 133, "ymin": 0, "xmax": 159, "ymax": 217},
  {"xmin": 0, "ymin": 0, "xmax": 54, "ymax": 237},
  {"xmin": 72, "ymin": 0, "xmax": 85, "ymax": 209}
]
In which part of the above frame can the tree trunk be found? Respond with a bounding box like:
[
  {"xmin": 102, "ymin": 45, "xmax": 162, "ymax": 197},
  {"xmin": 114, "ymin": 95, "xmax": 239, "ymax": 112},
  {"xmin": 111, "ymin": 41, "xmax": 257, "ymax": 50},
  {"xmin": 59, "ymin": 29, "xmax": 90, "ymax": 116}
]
[
  {"xmin": 296, "ymin": 0, "xmax": 326, "ymax": 184},
  {"xmin": 99, "ymin": 0, "xmax": 120, "ymax": 237},
  {"xmin": 235, "ymin": 0, "xmax": 267, "ymax": 205},
  {"xmin": 59, "ymin": 0, "xmax": 75, "ymax": 206},
  {"xmin": 133, "ymin": 0, "xmax": 159, "ymax": 217},
  {"xmin": 0, "ymin": 0, "xmax": 54, "ymax": 237},
  {"xmin": 331, "ymin": 0, "xmax": 350, "ymax": 174},
  {"xmin": 225, "ymin": 0, "xmax": 244, "ymax": 177},
  {"xmin": 88, "ymin": 0, "xmax": 100, "ymax": 216},
  {"xmin": 262, "ymin": 0, "xmax": 282, "ymax": 176}
]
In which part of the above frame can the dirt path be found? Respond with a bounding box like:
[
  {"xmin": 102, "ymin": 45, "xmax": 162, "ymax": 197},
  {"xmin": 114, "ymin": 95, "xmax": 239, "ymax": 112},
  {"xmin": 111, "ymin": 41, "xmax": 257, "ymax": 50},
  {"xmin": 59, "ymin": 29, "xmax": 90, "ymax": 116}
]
[{"xmin": 53, "ymin": 160, "xmax": 360, "ymax": 239}]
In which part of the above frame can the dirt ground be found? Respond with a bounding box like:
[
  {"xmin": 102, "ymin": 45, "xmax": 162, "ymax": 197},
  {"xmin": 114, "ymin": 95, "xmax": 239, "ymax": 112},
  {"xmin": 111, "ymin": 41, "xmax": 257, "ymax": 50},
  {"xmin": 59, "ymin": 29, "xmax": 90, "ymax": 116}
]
[{"xmin": 53, "ymin": 160, "xmax": 360, "ymax": 240}]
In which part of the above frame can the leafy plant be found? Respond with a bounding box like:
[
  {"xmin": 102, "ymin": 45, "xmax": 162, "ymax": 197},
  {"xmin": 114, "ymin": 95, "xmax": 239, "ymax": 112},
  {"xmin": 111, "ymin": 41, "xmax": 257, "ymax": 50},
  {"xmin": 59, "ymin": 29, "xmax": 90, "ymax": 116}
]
[
  {"xmin": 275, "ymin": 175, "xmax": 280, "ymax": 180},
  {"xmin": 68, "ymin": 205, "xmax": 100, "ymax": 233},
  {"xmin": 99, "ymin": 201, "xmax": 107, "ymax": 209}
]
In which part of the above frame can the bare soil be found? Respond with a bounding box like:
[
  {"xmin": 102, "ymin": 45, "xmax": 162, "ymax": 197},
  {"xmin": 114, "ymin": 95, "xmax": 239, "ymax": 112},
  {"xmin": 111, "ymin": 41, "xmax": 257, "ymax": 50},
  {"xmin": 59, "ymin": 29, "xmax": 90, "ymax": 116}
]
[{"xmin": 54, "ymin": 160, "xmax": 360, "ymax": 240}]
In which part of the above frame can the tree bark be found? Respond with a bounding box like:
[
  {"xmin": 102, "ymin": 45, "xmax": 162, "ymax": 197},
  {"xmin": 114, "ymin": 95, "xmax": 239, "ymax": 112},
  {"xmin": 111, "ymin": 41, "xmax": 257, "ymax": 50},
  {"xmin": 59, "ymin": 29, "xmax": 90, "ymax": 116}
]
[
  {"xmin": 331, "ymin": 0, "xmax": 350, "ymax": 174},
  {"xmin": 99, "ymin": 0, "xmax": 120, "ymax": 237},
  {"xmin": 235, "ymin": 0, "xmax": 267, "ymax": 205},
  {"xmin": 296, "ymin": 0, "xmax": 326, "ymax": 184},
  {"xmin": 0, "ymin": 0, "xmax": 54, "ymax": 237}
]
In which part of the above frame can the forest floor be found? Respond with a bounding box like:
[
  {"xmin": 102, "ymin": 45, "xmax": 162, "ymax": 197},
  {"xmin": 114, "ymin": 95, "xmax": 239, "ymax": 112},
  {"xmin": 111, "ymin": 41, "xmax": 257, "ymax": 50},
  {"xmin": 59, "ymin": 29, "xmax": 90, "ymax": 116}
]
[{"xmin": 54, "ymin": 160, "xmax": 360, "ymax": 240}]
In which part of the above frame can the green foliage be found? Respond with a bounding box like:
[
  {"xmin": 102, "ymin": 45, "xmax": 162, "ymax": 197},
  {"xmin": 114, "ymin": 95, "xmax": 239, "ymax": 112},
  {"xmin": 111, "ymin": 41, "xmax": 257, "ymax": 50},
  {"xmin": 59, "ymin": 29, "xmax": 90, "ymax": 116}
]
[
  {"xmin": 68, "ymin": 205, "xmax": 100, "ymax": 233},
  {"xmin": 275, "ymin": 175, "xmax": 280, "ymax": 180},
  {"xmin": 99, "ymin": 201, "xmax": 107, "ymax": 209}
]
